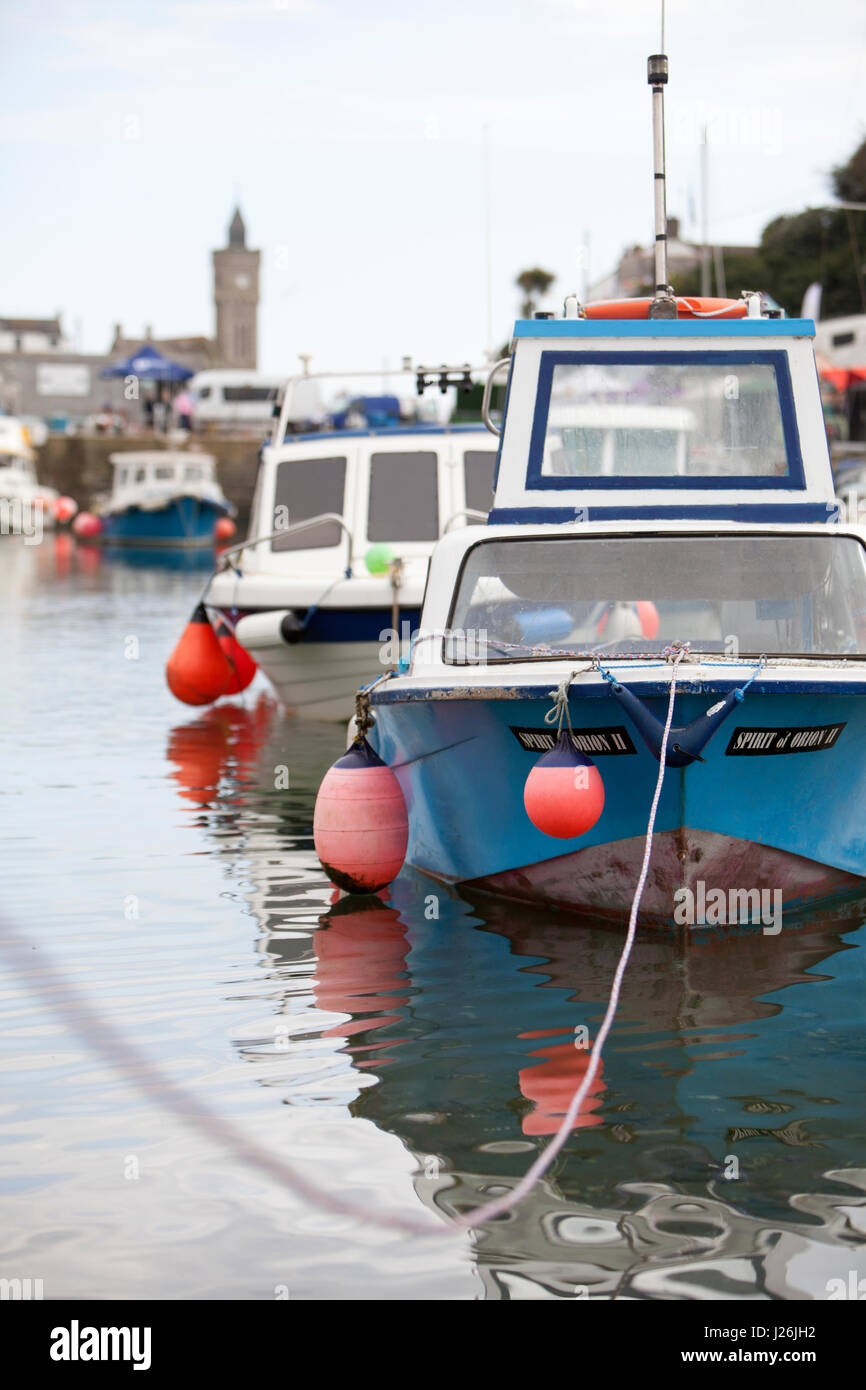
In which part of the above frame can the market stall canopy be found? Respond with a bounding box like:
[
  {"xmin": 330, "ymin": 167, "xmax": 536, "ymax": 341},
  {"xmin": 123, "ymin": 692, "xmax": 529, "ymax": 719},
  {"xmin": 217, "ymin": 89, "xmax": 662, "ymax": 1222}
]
[{"xmin": 99, "ymin": 344, "xmax": 194, "ymax": 382}]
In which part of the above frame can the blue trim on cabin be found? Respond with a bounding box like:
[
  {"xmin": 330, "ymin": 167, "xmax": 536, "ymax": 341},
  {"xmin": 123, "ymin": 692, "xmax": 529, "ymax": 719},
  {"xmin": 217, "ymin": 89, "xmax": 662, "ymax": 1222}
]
[
  {"xmin": 511, "ymin": 318, "xmax": 816, "ymax": 339},
  {"xmin": 487, "ymin": 503, "xmax": 835, "ymax": 524},
  {"xmin": 524, "ymin": 350, "xmax": 804, "ymax": 492},
  {"xmin": 282, "ymin": 423, "xmax": 487, "ymax": 444}
]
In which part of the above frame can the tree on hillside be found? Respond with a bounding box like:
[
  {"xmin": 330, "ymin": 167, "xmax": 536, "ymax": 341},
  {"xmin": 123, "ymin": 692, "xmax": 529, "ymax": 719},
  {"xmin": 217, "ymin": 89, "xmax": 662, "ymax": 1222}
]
[{"xmin": 516, "ymin": 267, "xmax": 555, "ymax": 319}]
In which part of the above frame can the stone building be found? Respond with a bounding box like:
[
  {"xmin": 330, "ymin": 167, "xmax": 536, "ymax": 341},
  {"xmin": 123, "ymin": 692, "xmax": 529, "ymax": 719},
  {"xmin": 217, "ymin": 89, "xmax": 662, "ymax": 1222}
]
[{"xmin": 0, "ymin": 207, "xmax": 260, "ymax": 419}]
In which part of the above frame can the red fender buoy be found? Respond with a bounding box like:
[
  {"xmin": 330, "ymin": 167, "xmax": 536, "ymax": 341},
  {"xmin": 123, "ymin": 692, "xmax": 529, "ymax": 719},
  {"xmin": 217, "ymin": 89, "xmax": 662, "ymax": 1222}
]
[
  {"xmin": 166, "ymin": 603, "xmax": 232, "ymax": 706},
  {"xmin": 214, "ymin": 516, "xmax": 236, "ymax": 541},
  {"xmin": 524, "ymin": 731, "xmax": 605, "ymax": 839},
  {"xmin": 314, "ymin": 737, "xmax": 408, "ymax": 893},
  {"xmin": 213, "ymin": 616, "xmax": 257, "ymax": 694},
  {"xmin": 72, "ymin": 511, "xmax": 102, "ymax": 539},
  {"xmin": 54, "ymin": 496, "xmax": 78, "ymax": 524}
]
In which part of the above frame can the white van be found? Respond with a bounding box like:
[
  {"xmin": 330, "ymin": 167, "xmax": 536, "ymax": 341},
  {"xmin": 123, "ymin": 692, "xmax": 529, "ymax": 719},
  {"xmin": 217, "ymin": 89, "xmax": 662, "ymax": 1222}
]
[{"xmin": 190, "ymin": 371, "xmax": 320, "ymax": 433}]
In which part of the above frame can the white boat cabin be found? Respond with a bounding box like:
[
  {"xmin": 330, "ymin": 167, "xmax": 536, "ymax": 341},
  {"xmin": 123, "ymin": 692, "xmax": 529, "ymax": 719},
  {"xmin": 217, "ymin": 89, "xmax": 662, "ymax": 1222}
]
[
  {"xmin": 489, "ymin": 314, "xmax": 836, "ymax": 524},
  {"xmin": 106, "ymin": 451, "xmax": 223, "ymax": 511},
  {"xmin": 238, "ymin": 426, "xmax": 500, "ymax": 579}
]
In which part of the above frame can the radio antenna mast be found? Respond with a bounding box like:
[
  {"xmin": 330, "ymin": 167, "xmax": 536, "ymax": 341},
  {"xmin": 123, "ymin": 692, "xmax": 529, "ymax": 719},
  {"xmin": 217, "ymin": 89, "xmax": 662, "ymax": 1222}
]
[{"xmin": 647, "ymin": 2, "xmax": 676, "ymax": 318}]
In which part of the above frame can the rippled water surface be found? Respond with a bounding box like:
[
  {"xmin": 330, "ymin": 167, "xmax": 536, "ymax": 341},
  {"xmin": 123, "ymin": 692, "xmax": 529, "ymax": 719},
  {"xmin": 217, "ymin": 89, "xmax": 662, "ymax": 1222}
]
[{"xmin": 2, "ymin": 536, "xmax": 865, "ymax": 1300}]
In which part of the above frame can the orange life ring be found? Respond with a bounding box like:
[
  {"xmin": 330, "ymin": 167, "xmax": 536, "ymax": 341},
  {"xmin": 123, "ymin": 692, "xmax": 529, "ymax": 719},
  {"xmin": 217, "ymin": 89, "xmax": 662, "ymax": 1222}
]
[{"xmin": 583, "ymin": 296, "xmax": 746, "ymax": 320}]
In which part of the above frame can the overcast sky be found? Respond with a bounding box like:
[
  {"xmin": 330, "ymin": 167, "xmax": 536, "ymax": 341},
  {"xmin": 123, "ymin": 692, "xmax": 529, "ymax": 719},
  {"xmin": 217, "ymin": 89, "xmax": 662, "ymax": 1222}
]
[{"xmin": 1, "ymin": 0, "xmax": 864, "ymax": 374}]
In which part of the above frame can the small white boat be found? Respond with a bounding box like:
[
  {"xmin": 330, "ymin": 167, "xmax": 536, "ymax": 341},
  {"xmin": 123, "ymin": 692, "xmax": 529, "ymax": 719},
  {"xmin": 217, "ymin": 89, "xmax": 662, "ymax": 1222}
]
[
  {"xmin": 205, "ymin": 368, "xmax": 498, "ymax": 719},
  {"xmin": 0, "ymin": 416, "xmax": 57, "ymax": 536},
  {"xmin": 98, "ymin": 451, "xmax": 233, "ymax": 547}
]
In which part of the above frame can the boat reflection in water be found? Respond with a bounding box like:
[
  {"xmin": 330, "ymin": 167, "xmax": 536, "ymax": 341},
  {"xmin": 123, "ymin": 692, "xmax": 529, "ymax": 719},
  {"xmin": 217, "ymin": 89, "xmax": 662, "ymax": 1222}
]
[{"xmin": 165, "ymin": 705, "xmax": 866, "ymax": 1299}]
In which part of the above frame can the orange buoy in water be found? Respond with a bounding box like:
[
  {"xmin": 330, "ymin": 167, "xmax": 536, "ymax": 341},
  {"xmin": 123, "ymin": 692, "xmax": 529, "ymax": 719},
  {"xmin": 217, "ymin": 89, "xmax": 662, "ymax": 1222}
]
[
  {"xmin": 54, "ymin": 496, "xmax": 78, "ymax": 524},
  {"xmin": 524, "ymin": 731, "xmax": 605, "ymax": 839},
  {"xmin": 213, "ymin": 616, "xmax": 257, "ymax": 694},
  {"xmin": 314, "ymin": 737, "xmax": 409, "ymax": 894},
  {"xmin": 214, "ymin": 516, "xmax": 236, "ymax": 541},
  {"xmin": 72, "ymin": 511, "xmax": 102, "ymax": 539},
  {"xmin": 166, "ymin": 603, "xmax": 232, "ymax": 706}
]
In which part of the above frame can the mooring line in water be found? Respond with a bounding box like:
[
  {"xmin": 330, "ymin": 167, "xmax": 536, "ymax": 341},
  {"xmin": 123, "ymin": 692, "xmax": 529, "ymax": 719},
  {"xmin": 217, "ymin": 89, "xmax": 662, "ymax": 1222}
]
[
  {"xmin": 0, "ymin": 916, "xmax": 453, "ymax": 1239},
  {"xmin": 2, "ymin": 648, "xmax": 687, "ymax": 1241},
  {"xmin": 451, "ymin": 644, "xmax": 688, "ymax": 1232}
]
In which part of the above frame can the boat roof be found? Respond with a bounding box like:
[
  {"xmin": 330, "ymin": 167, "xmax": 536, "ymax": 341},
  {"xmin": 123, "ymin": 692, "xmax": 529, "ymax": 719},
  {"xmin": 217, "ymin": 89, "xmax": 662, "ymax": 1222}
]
[{"xmin": 512, "ymin": 317, "xmax": 816, "ymax": 341}]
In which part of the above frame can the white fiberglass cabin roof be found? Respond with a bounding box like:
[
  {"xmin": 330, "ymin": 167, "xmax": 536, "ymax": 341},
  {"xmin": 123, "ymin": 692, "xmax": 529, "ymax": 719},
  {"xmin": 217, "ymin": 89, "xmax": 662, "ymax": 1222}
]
[{"xmin": 491, "ymin": 319, "xmax": 835, "ymax": 526}]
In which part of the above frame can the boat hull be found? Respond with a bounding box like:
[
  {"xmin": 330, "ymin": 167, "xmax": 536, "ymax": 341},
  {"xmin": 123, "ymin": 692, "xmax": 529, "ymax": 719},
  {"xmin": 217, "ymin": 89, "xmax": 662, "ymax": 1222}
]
[
  {"xmin": 234, "ymin": 605, "xmax": 421, "ymax": 720},
  {"xmin": 370, "ymin": 685, "xmax": 866, "ymax": 923},
  {"xmin": 100, "ymin": 496, "xmax": 228, "ymax": 548}
]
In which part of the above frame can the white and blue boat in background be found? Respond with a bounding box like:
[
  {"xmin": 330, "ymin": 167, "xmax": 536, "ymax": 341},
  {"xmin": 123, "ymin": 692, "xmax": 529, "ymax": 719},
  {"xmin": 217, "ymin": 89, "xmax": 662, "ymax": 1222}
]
[
  {"xmin": 99, "ymin": 451, "xmax": 234, "ymax": 547},
  {"xmin": 206, "ymin": 366, "xmax": 498, "ymax": 719}
]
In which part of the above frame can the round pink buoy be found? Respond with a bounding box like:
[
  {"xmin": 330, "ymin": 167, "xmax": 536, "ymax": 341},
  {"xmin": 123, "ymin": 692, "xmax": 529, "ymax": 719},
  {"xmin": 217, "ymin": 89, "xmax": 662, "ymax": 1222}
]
[
  {"xmin": 314, "ymin": 737, "xmax": 408, "ymax": 894},
  {"xmin": 524, "ymin": 731, "xmax": 605, "ymax": 839},
  {"xmin": 72, "ymin": 511, "xmax": 103, "ymax": 539},
  {"xmin": 54, "ymin": 496, "xmax": 79, "ymax": 524}
]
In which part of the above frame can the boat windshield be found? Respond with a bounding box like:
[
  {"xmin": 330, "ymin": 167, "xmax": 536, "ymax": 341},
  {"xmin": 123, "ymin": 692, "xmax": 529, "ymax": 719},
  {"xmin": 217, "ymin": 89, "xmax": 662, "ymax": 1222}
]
[
  {"xmin": 445, "ymin": 534, "xmax": 866, "ymax": 662},
  {"xmin": 534, "ymin": 357, "xmax": 791, "ymax": 479}
]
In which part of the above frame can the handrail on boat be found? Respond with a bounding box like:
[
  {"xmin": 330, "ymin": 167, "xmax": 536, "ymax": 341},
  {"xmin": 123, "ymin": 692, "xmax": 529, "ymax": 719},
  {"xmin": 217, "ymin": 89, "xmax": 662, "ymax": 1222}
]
[
  {"xmin": 443, "ymin": 508, "xmax": 489, "ymax": 533},
  {"xmin": 481, "ymin": 358, "xmax": 510, "ymax": 437},
  {"xmin": 216, "ymin": 512, "xmax": 355, "ymax": 571}
]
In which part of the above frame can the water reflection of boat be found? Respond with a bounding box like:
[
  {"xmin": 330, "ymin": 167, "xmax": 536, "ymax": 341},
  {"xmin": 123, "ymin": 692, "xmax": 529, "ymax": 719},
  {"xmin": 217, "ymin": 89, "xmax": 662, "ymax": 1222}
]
[{"xmin": 162, "ymin": 710, "xmax": 866, "ymax": 1297}]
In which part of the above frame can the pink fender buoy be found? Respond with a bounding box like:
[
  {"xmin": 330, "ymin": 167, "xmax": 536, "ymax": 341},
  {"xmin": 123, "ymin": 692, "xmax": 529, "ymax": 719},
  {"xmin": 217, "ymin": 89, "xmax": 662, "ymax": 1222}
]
[
  {"xmin": 215, "ymin": 516, "xmax": 236, "ymax": 541},
  {"xmin": 524, "ymin": 731, "xmax": 605, "ymax": 839},
  {"xmin": 314, "ymin": 737, "xmax": 408, "ymax": 893},
  {"xmin": 72, "ymin": 511, "xmax": 103, "ymax": 539},
  {"xmin": 54, "ymin": 496, "xmax": 78, "ymax": 524}
]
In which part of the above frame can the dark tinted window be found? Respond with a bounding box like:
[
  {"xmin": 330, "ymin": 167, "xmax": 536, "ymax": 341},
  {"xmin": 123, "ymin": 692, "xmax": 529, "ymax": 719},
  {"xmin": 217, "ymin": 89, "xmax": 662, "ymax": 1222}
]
[
  {"xmin": 464, "ymin": 449, "xmax": 497, "ymax": 512},
  {"xmin": 272, "ymin": 456, "xmax": 346, "ymax": 551},
  {"xmin": 223, "ymin": 385, "xmax": 275, "ymax": 403},
  {"xmin": 368, "ymin": 452, "xmax": 438, "ymax": 541},
  {"xmin": 832, "ymin": 331, "xmax": 856, "ymax": 347}
]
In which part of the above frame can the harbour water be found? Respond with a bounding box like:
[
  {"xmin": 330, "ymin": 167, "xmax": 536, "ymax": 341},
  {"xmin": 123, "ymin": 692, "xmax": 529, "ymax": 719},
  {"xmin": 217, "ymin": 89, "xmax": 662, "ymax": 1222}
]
[{"xmin": 2, "ymin": 536, "xmax": 865, "ymax": 1300}]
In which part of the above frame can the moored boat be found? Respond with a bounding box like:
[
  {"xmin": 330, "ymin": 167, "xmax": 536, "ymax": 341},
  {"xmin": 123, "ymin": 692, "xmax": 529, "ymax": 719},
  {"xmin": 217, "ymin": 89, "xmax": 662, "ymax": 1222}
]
[
  {"xmin": 313, "ymin": 56, "xmax": 866, "ymax": 924},
  {"xmin": 0, "ymin": 415, "xmax": 58, "ymax": 536},
  {"xmin": 204, "ymin": 367, "xmax": 498, "ymax": 719},
  {"xmin": 98, "ymin": 451, "xmax": 233, "ymax": 547}
]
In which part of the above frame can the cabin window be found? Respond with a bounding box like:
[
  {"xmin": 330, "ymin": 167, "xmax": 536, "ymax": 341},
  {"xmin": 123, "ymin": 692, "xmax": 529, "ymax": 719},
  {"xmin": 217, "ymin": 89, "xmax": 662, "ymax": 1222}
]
[
  {"xmin": 446, "ymin": 533, "xmax": 866, "ymax": 662},
  {"xmin": 117, "ymin": 467, "xmax": 128, "ymax": 485},
  {"xmin": 198, "ymin": 386, "xmax": 211, "ymax": 399},
  {"xmin": 154, "ymin": 465, "xmax": 174, "ymax": 480},
  {"xmin": 135, "ymin": 467, "xmax": 146, "ymax": 483},
  {"xmin": 184, "ymin": 465, "xmax": 204, "ymax": 481},
  {"xmin": 367, "ymin": 452, "xmax": 439, "ymax": 542},
  {"xmin": 272, "ymin": 456, "xmax": 346, "ymax": 550},
  {"xmin": 464, "ymin": 450, "xmax": 497, "ymax": 513},
  {"xmin": 530, "ymin": 352, "xmax": 796, "ymax": 487}
]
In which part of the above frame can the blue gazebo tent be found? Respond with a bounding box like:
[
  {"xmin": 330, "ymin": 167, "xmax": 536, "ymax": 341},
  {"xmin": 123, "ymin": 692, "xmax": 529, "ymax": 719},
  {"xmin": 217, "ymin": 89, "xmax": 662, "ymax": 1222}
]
[{"xmin": 99, "ymin": 344, "xmax": 194, "ymax": 382}]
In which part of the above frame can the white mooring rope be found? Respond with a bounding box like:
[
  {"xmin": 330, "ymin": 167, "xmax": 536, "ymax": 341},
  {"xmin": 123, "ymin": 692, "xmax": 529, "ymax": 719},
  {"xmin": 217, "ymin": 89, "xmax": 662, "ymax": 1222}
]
[{"xmin": 452, "ymin": 643, "xmax": 688, "ymax": 1231}]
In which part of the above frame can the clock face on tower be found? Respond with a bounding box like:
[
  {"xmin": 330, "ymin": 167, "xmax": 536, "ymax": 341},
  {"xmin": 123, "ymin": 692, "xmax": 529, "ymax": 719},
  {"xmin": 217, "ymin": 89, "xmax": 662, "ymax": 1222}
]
[{"xmin": 234, "ymin": 272, "xmax": 251, "ymax": 289}]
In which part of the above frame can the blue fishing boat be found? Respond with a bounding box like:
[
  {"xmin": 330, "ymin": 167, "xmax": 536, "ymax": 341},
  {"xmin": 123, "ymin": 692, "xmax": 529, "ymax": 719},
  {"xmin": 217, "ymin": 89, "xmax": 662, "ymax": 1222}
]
[
  {"xmin": 315, "ymin": 57, "xmax": 866, "ymax": 923},
  {"xmin": 98, "ymin": 452, "xmax": 233, "ymax": 548}
]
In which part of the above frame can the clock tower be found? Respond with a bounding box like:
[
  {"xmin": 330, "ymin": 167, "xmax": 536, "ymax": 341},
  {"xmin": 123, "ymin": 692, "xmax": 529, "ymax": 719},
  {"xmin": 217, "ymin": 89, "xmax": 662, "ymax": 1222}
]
[{"xmin": 212, "ymin": 206, "xmax": 260, "ymax": 368}]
